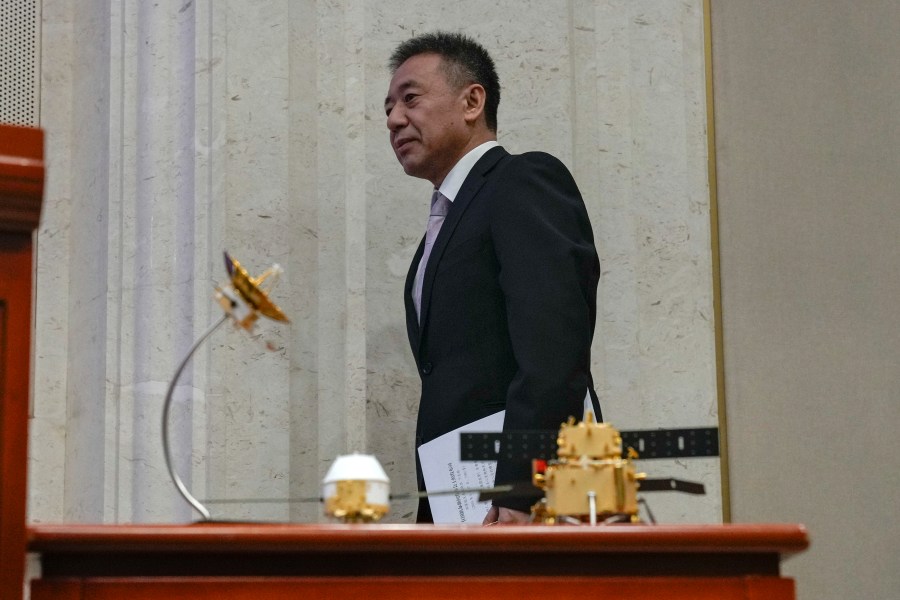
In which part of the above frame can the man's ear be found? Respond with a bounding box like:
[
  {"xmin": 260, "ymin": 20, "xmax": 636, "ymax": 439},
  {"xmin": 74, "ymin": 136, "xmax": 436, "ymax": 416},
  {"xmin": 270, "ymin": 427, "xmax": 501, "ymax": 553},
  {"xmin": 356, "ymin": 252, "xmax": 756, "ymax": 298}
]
[{"xmin": 462, "ymin": 84, "xmax": 487, "ymax": 125}]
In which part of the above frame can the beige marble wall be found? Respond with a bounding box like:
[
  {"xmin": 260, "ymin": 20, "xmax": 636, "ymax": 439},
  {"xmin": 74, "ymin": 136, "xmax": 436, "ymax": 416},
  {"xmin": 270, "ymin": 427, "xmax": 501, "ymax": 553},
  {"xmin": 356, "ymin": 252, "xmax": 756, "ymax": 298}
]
[{"xmin": 29, "ymin": 0, "xmax": 719, "ymax": 524}]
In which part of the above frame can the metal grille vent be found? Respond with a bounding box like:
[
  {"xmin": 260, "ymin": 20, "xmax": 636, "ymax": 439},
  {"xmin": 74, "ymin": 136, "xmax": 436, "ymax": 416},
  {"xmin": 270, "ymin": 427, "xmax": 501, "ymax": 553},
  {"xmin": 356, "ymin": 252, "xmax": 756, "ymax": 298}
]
[{"xmin": 0, "ymin": 0, "xmax": 40, "ymax": 126}]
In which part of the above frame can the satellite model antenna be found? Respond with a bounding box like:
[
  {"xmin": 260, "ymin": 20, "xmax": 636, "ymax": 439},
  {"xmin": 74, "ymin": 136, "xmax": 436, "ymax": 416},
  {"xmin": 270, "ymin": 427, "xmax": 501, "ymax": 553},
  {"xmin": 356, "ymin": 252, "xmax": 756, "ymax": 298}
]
[{"xmin": 161, "ymin": 252, "xmax": 289, "ymax": 521}]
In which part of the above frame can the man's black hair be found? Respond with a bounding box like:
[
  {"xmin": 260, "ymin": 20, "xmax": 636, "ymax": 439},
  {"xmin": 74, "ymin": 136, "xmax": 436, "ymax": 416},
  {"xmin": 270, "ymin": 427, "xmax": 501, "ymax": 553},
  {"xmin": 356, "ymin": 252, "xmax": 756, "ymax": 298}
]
[{"xmin": 389, "ymin": 31, "xmax": 500, "ymax": 132}]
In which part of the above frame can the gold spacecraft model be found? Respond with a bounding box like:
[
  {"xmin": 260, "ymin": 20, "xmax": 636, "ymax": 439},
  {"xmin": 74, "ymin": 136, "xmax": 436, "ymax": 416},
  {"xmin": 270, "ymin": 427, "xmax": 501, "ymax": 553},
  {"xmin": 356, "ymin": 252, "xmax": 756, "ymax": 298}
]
[
  {"xmin": 317, "ymin": 413, "xmax": 706, "ymax": 525},
  {"xmin": 531, "ymin": 414, "xmax": 645, "ymax": 525},
  {"xmin": 164, "ymin": 252, "xmax": 291, "ymax": 521},
  {"xmin": 322, "ymin": 454, "xmax": 391, "ymax": 523},
  {"xmin": 217, "ymin": 252, "xmax": 290, "ymax": 331}
]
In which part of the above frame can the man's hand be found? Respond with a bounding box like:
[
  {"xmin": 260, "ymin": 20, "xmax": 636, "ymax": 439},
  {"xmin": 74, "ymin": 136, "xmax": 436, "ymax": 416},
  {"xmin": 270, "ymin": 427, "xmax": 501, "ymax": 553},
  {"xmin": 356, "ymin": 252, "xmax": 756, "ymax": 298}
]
[{"xmin": 482, "ymin": 505, "xmax": 531, "ymax": 525}]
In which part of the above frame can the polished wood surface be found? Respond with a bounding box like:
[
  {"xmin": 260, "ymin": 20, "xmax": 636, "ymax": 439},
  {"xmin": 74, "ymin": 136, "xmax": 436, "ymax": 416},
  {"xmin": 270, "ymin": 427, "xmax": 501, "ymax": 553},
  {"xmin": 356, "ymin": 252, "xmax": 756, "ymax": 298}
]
[
  {"xmin": 0, "ymin": 124, "xmax": 43, "ymax": 600},
  {"xmin": 28, "ymin": 522, "xmax": 808, "ymax": 555},
  {"xmin": 32, "ymin": 576, "xmax": 796, "ymax": 600},
  {"xmin": 29, "ymin": 523, "xmax": 807, "ymax": 598},
  {"xmin": 0, "ymin": 124, "xmax": 44, "ymax": 232}
]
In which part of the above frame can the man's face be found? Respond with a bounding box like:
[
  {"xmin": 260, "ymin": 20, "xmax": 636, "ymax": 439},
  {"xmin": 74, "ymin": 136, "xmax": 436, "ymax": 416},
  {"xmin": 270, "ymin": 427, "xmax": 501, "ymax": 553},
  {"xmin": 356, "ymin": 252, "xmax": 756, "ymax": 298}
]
[{"xmin": 385, "ymin": 53, "xmax": 471, "ymax": 187}]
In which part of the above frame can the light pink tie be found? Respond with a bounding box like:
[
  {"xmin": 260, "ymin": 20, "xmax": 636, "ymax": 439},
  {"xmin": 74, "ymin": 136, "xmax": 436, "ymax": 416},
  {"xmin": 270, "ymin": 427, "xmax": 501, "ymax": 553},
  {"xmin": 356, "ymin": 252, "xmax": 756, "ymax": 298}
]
[{"xmin": 413, "ymin": 190, "xmax": 450, "ymax": 321}]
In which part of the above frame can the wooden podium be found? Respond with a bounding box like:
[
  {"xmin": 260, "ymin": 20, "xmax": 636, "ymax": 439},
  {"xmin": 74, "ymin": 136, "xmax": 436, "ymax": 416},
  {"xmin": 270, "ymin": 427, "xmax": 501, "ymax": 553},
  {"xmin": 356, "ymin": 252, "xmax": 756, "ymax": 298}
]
[
  {"xmin": 0, "ymin": 124, "xmax": 44, "ymax": 600},
  {"xmin": 28, "ymin": 522, "xmax": 808, "ymax": 599}
]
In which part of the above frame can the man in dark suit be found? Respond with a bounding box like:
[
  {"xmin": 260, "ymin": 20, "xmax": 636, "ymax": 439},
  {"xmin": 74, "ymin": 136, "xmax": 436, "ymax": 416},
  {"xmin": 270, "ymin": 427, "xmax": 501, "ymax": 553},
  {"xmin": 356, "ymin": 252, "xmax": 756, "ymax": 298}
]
[{"xmin": 385, "ymin": 32, "xmax": 601, "ymax": 524}]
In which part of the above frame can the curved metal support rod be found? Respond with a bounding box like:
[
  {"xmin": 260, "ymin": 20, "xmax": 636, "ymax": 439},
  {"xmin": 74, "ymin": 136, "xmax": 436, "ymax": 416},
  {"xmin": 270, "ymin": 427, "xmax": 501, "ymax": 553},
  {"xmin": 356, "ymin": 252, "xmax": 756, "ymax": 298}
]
[{"xmin": 162, "ymin": 314, "xmax": 229, "ymax": 521}]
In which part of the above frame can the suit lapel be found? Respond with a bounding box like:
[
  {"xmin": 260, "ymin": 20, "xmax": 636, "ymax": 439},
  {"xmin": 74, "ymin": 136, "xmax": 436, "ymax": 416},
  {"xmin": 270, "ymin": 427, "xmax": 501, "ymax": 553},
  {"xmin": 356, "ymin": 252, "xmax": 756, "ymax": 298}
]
[
  {"xmin": 416, "ymin": 146, "xmax": 509, "ymax": 351},
  {"xmin": 405, "ymin": 236, "xmax": 426, "ymax": 357}
]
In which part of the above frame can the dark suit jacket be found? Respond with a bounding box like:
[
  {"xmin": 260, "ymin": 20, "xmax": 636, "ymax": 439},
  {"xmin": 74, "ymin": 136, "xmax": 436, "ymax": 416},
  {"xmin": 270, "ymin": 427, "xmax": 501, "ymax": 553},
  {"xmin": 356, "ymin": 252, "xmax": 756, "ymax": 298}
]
[{"xmin": 405, "ymin": 146, "xmax": 601, "ymax": 519}]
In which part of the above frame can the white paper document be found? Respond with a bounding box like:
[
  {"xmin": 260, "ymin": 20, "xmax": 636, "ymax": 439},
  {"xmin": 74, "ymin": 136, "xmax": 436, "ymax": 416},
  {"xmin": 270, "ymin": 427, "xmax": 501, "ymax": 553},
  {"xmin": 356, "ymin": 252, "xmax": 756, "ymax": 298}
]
[{"xmin": 417, "ymin": 410, "xmax": 505, "ymax": 524}]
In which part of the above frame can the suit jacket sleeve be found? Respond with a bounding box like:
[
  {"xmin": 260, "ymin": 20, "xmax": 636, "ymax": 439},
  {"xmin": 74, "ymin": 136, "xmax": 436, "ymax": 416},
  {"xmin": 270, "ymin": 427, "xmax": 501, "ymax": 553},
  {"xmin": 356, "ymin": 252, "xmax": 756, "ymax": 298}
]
[{"xmin": 489, "ymin": 152, "xmax": 600, "ymax": 511}]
